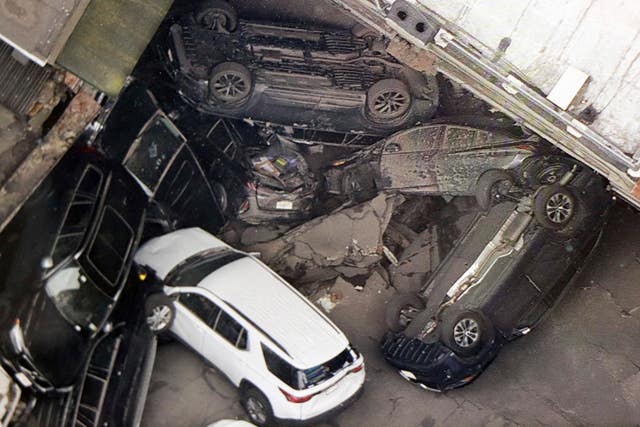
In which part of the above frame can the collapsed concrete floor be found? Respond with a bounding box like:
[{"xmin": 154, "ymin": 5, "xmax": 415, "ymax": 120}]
[{"xmin": 141, "ymin": 203, "xmax": 640, "ymax": 427}]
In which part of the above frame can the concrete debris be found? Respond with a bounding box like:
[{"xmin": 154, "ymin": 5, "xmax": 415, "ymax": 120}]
[
  {"xmin": 389, "ymin": 225, "xmax": 440, "ymax": 293},
  {"xmin": 247, "ymin": 193, "xmax": 403, "ymax": 283}
]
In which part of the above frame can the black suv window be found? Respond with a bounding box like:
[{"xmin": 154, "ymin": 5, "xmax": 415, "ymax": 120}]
[
  {"xmin": 51, "ymin": 166, "xmax": 102, "ymax": 265},
  {"xmin": 262, "ymin": 344, "xmax": 297, "ymax": 389},
  {"xmin": 86, "ymin": 207, "xmax": 134, "ymax": 292},
  {"xmin": 215, "ymin": 311, "xmax": 246, "ymax": 349},
  {"xmin": 180, "ymin": 293, "xmax": 220, "ymax": 325}
]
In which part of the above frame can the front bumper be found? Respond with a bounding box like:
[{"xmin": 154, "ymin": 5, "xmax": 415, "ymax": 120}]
[{"xmin": 381, "ymin": 332, "xmax": 498, "ymax": 392}]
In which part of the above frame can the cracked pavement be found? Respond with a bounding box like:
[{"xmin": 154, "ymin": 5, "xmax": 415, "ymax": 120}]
[{"xmin": 141, "ymin": 203, "xmax": 640, "ymax": 426}]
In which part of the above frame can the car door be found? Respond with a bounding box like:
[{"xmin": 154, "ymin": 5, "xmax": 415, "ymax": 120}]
[
  {"xmin": 199, "ymin": 304, "xmax": 250, "ymax": 386},
  {"xmin": 377, "ymin": 125, "xmax": 444, "ymax": 193},
  {"xmin": 165, "ymin": 288, "xmax": 217, "ymax": 352}
]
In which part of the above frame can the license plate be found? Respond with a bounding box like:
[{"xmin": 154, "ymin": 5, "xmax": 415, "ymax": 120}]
[{"xmin": 276, "ymin": 200, "xmax": 294, "ymax": 210}]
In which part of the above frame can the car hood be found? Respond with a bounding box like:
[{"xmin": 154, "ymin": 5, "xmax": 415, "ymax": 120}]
[{"xmin": 21, "ymin": 290, "xmax": 90, "ymax": 387}]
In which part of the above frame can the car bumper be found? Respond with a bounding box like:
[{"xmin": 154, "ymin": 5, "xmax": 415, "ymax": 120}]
[
  {"xmin": 381, "ymin": 332, "xmax": 499, "ymax": 392},
  {"xmin": 275, "ymin": 382, "xmax": 365, "ymax": 426}
]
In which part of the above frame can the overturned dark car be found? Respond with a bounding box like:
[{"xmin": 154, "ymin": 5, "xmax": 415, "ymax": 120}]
[
  {"xmin": 381, "ymin": 161, "xmax": 611, "ymax": 392},
  {"xmin": 324, "ymin": 122, "xmax": 554, "ymax": 205},
  {"xmin": 163, "ymin": 0, "xmax": 439, "ymax": 135}
]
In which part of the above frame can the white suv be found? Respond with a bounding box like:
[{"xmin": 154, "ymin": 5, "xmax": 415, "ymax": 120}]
[{"xmin": 135, "ymin": 228, "xmax": 365, "ymax": 425}]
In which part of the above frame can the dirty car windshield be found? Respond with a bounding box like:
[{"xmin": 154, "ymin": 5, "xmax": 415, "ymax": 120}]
[
  {"xmin": 124, "ymin": 115, "xmax": 183, "ymax": 195},
  {"xmin": 44, "ymin": 265, "xmax": 111, "ymax": 332}
]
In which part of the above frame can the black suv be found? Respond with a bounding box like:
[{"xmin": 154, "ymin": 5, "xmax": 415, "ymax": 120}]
[
  {"xmin": 163, "ymin": 0, "xmax": 439, "ymax": 135},
  {"xmin": 0, "ymin": 141, "xmax": 155, "ymax": 426},
  {"xmin": 382, "ymin": 163, "xmax": 611, "ymax": 391}
]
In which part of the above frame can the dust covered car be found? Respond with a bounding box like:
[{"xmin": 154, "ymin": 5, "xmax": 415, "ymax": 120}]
[
  {"xmin": 381, "ymin": 165, "xmax": 611, "ymax": 392},
  {"xmin": 325, "ymin": 123, "xmax": 542, "ymax": 203},
  {"xmin": 163, "ymin": 0, "xmax": 439, "ymax": 135}
]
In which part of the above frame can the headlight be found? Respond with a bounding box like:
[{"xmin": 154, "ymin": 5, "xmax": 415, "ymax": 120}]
[
  {"xmin": 9, "ymin": 320, "xmax": 25, "ymax": 354},
  {"xmin": 399, "ymin": 370, "xmax": 416, "ymax": 381}
]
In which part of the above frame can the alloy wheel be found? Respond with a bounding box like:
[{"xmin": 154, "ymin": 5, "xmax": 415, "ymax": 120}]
[
  {"xmin": 246, "ymin": 396, "xmax": 267, "ymax": 425},
  {"xmin": 545, "ymin": 192, "xmax": 574, "ymax": 224},
  {"xmin": 453, "ymin": 318, "xmax": 480, "ymax": 348},
  {"xmin": 374, "ymin": 90, "xmax": 408, "ymax": 116},
  {"xmin": 213, "ymin": 73, "xmax": 249, "ymax": 101},
  {"xmin": 146, "ymin": 305, "xmax": 172, "ymax": 332}
]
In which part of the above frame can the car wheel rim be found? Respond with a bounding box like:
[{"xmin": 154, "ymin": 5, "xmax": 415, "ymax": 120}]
[
  {"xmin": 453, "ymin": 318, "xmax": 480, "ymax": 348},
  {"xmin": 246, "ymin": 397, "xmax": 267, "ymax": 424},
  {"xmin": 213, "ymin": 73, "xmax": 249, "ymax": 101},
  {"xmin": 202, "ymin": 12, "xmax": 229, "ymax": 31},
  {"xmin": 146, "ymin": 305, "xmax": 171, "ymax": 331},
  {"xmin": 490, "ymin": 179, "xmax": 512, "ymax": 203},
  {"xmin": 545, "ymin": 193, "xmax": 573, "ymax": 224},
  {"xmin": 374, "ymin": 91, "xmax": 408, "ymax": 116}
]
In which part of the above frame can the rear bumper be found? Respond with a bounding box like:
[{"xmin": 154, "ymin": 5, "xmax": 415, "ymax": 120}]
[{"xmin": 275, "ymin": 382, "xmax": 365, "ymax": 426}]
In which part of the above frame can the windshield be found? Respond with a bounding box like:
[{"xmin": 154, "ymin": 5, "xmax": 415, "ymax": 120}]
[
  {"xmin": 50, "ymin": 166, "xmax": 102, "ymax": 265},
  {"xmin": 44, "ymin": 265, "xmax": 111, "ymax": 332}
]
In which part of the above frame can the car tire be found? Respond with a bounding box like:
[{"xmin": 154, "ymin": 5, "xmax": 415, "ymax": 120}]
[
  {"xmin": 242, "ymin": 388, "xmax": 274, "ymax": 426},
  {"xmin": 209, "ymin": 62, "xmax": 253, "ymax": 104},
  {"xmin": 475, "ymin": 169, "xmax": 516, "ymax": 210},
  {"xmin": 195, "ymin": 0, "xmax": 238, "ymax": 32},
  {"xmin": 442, "ymin": 311, "xmax": 492, "ymax": 357},
  {"xmin": 366, "ymin": 79, "xmax": 412, "ymax": 121},
  {"xmin": 212, "ymin": 182, "xmax": 229, "ymax": 214},
  {"xmin": 145, "ymin": 294, "xmax": 175, "ymax": 334},
  {"xmin": 533, "ymin": 184, "xmax": 576, "ymax": 230},
  {"xmin": 385, "ymin": 293, "xmax": 426, "ymax": 332}
]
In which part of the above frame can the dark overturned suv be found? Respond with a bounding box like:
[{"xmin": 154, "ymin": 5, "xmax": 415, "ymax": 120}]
[
  {"xmin": 382, "ymin": 160, "xmax": 611, "ymax": 391},
  {"xmin": 163, "ymin": 0, "xmax": 439, "ymax": 135}
]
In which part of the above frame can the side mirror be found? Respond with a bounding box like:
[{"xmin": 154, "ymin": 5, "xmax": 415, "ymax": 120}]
[{"xmin": 41, "ymin": 256, "xmax": 53, "ymax": 270}]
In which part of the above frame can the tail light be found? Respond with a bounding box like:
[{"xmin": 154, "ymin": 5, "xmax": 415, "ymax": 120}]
[
  {"xmin": 279, "ymin": 388, "xmax": 316, "ymax": 403},
  {"xmin": 350, "ymin": 363, "xmax": 364, "ymax": 374}
]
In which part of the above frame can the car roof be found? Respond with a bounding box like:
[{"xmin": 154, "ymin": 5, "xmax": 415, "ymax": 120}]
[
  {"xmin": 134, "ymin": 227, "xmax": 229, "ymax": 279},
  {"xmin": 135, "ymin": 228, "xmax": 349, "ymax": 368},
  {"xmin": 198, "ymin": 256, "xmax": 348, "ymax": 369}
]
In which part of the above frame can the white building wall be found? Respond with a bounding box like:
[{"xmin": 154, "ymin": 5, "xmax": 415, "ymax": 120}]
[{"xmin": 420, "ymin": 0, "xmax": 640, "ymax": 155}]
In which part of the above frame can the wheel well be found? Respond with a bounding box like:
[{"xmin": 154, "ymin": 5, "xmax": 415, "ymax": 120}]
[{"xmin": 238, "ymin": 379, "xmax": 257, "ymax": 395}]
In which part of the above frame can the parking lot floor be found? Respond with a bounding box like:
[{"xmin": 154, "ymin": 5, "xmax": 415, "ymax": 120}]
[{"xmin": 141, "ymin": 203, "xmax": 640, "ymax": 427}]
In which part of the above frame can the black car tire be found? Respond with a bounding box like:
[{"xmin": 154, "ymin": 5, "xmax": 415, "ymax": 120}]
[
  {"xmin": 385, "ymin": 293, "xmax": 426, "ymax": 332},
  {"xmin": 209, "ymin": 62, "xmax": 253, "ymax": 104},
  {"xmin": 366, "ymin": 79, "xmax": 412, "ymax": 121},
  {"xmin": 533, "ymin": 184, "xmax": 576, "ymax": 230},
  {"xmin": 475, "ymin": 169, "xmax": 516, "ymax": 210},
  {"xmin": 443, "ymin": 311, "xmax": 492, "ymax": 357},
  {"xmin": 242, "ymin": 387, "xmax": 274, "ymax": 426},
  {"xmin": 195, "ymin": 0, "xmax": 238, "ymax": 32},
  {"xmin": 212, "ymin": 182, "xmax": 229, "ymax": 214},
  {"xmin": 145, "ymin": 294, "xmax": 175, "ymax": 334}
]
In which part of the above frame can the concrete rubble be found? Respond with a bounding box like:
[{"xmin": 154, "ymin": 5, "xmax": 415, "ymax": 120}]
[{"xmin": 245, "ymin": 193, "xmax": 404, "ymax": 283}]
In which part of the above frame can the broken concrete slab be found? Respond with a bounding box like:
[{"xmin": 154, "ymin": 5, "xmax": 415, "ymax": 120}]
[
  {"xmin": 388, "ymin": 225, "xmax": 440, "ymax": 293},
  {"xmin": 248, "ymin": 193, "xmax": 403, "ymax": 282}
]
